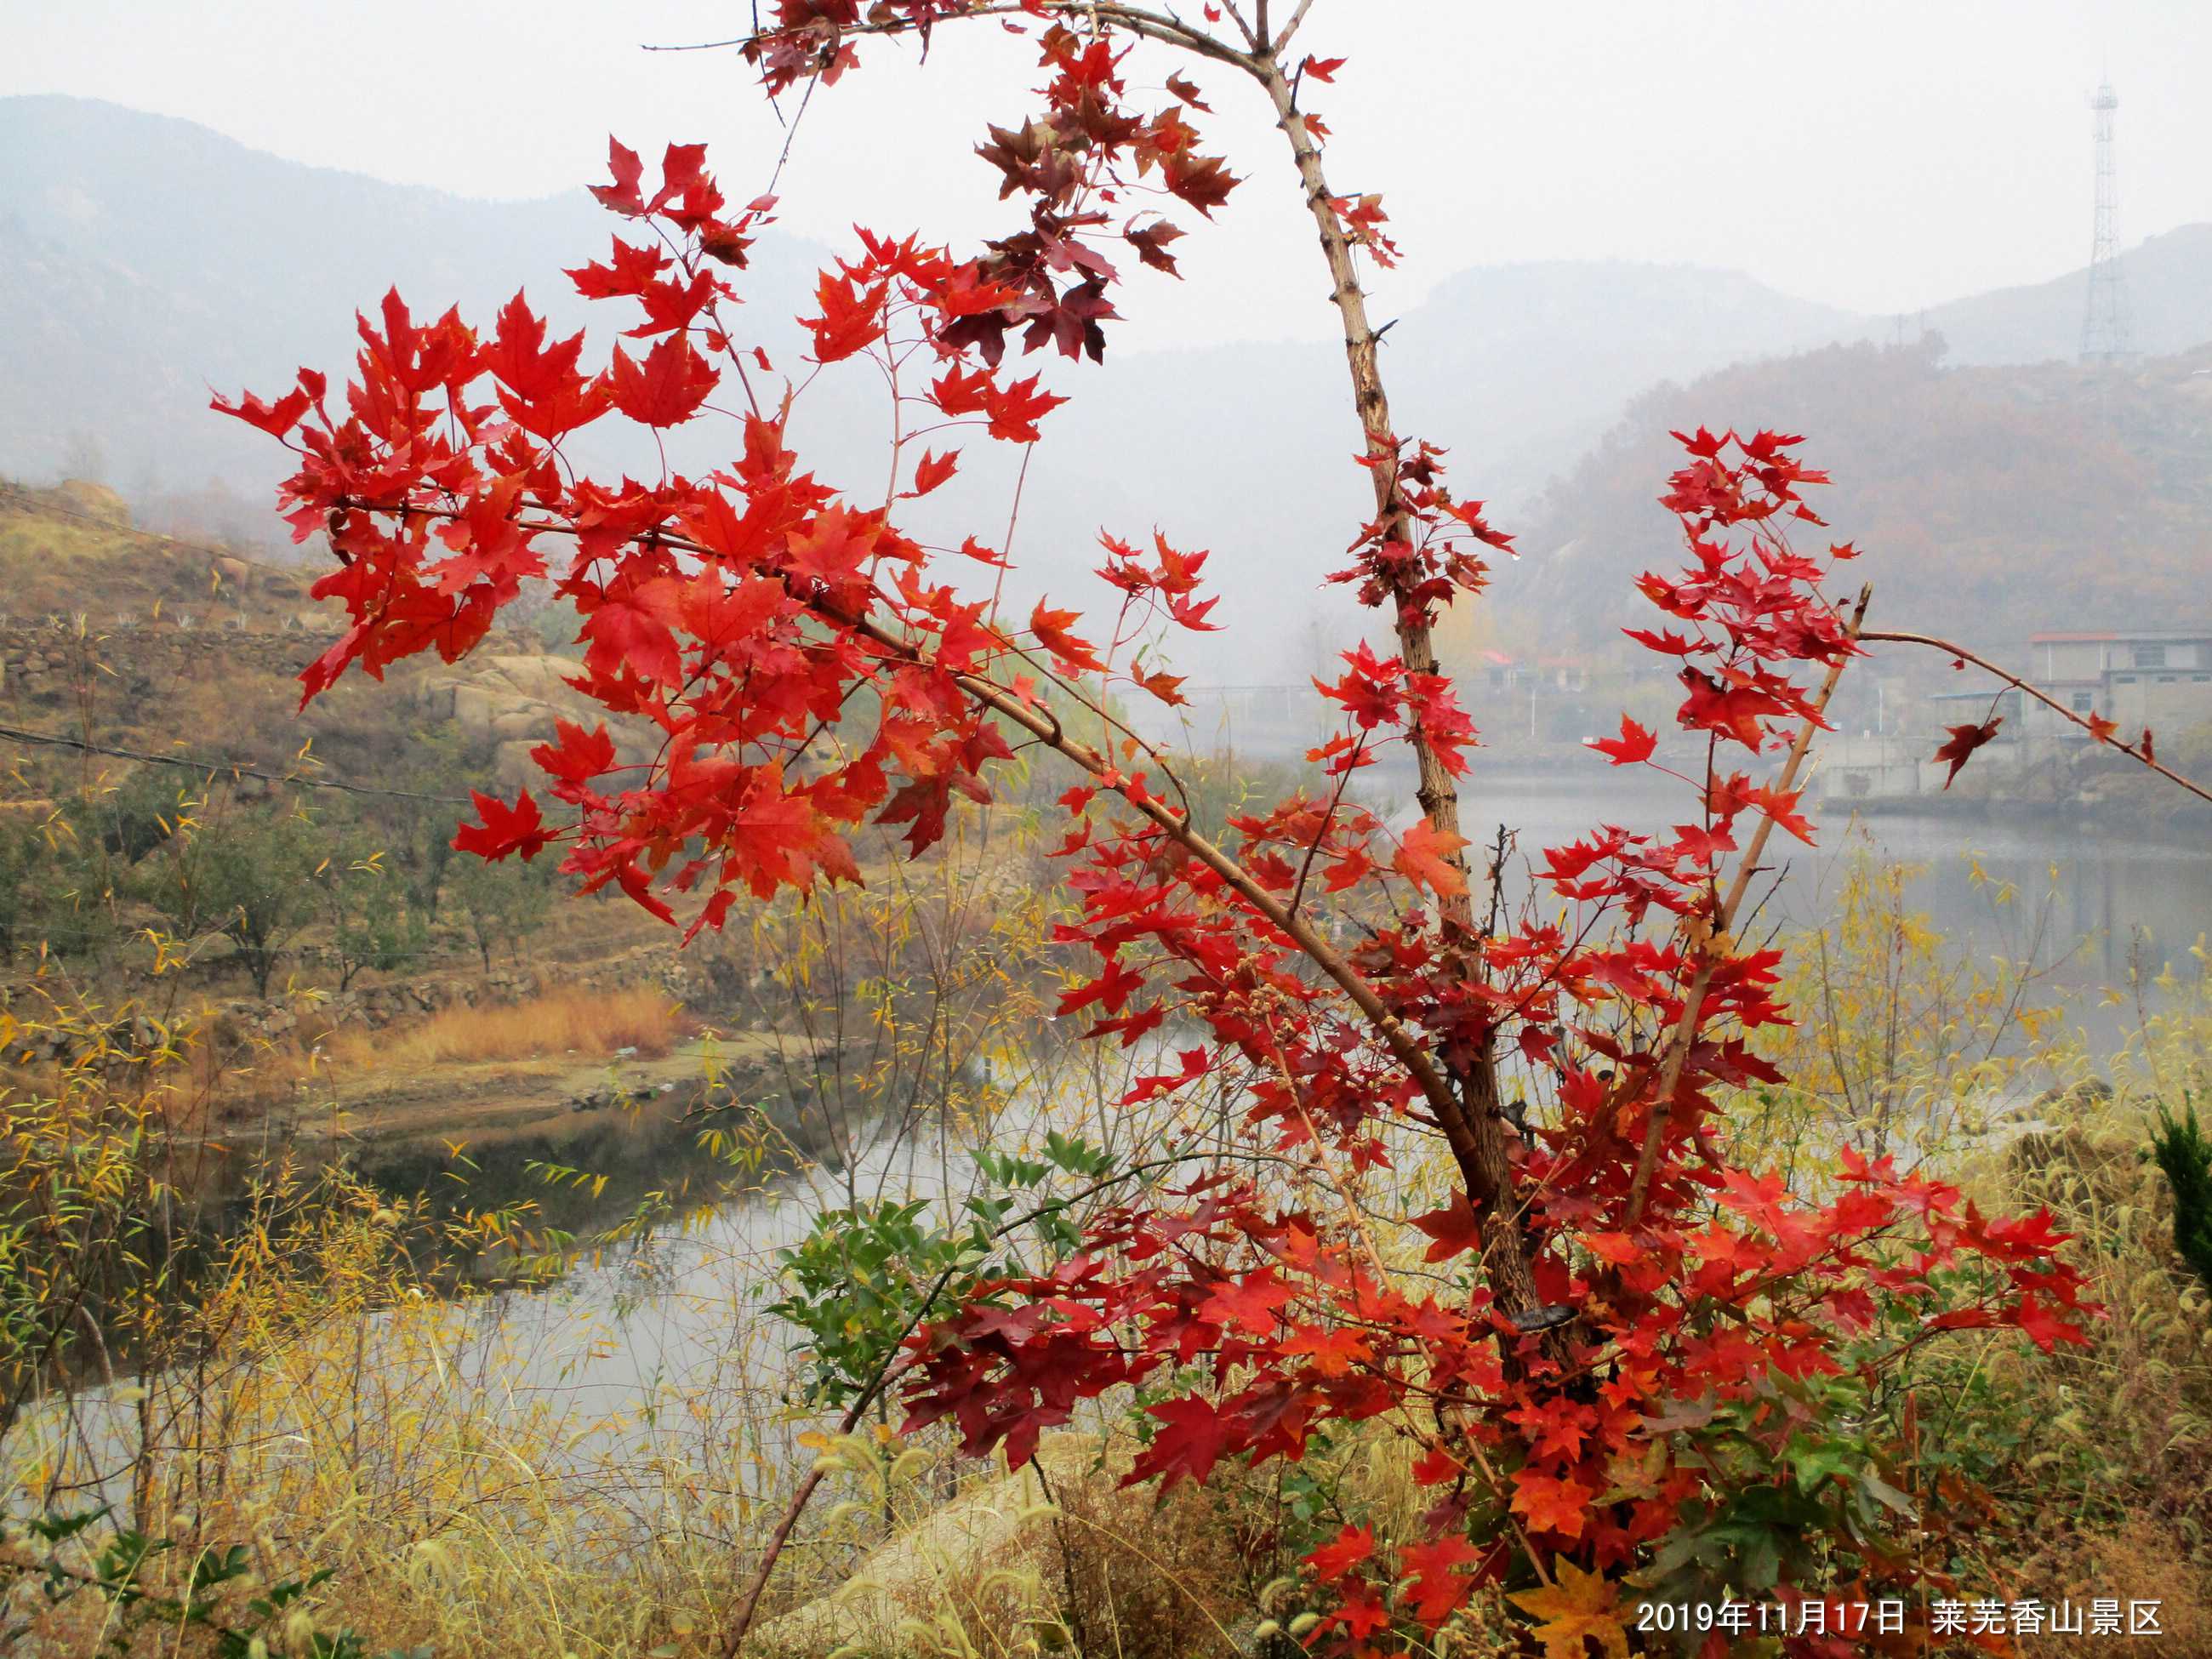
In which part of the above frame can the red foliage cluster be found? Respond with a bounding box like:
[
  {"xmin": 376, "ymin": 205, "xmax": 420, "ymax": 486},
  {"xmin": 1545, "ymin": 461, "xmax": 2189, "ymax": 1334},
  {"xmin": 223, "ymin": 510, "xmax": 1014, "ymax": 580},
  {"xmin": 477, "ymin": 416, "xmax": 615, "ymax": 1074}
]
[{"xmin": 219, "ymin": 10, "xmax": 2098, "ymax": 1652}]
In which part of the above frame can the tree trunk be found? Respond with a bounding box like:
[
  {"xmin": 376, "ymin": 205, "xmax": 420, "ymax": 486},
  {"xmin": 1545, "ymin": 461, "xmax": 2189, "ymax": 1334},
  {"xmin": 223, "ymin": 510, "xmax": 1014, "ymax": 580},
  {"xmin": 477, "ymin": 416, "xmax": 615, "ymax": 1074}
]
[{"xmin": 1256, "ymin": 54, "xmax": 1544, "ymax": 1322}]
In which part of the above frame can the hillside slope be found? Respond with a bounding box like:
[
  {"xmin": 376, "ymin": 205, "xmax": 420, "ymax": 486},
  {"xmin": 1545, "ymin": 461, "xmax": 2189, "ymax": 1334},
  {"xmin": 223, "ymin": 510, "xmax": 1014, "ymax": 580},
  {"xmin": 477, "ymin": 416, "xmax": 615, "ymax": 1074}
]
[
  {"xmin": 1508, "ymin": 336, "xmax": 2212, "ymax": 653},
  {"xmin": 1927, "ymin": 222, "xmax": 2212, "ymax": 365},
  {"xmin": 0, "ymin": 479, "xmax": 629, "ymax": 797}
]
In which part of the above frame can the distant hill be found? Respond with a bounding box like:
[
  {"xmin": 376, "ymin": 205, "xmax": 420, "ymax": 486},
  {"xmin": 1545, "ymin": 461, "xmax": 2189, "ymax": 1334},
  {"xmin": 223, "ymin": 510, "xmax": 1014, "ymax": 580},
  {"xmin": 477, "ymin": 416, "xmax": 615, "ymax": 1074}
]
[
  {"xmin": 7, "ymin": 94, "xmax": 2211, "ymax": 677},
  {"xmin": 0, "ymin": 96, "xmax": 821, "ymax": 504},
  {"xmin": 0, "ymin": 94, "xmax": 1891, "ymax": 511},
  {"xmin": 1508, "ymin": 335, "xmax": 2212, "ymax": 656},
  {"xmin": 1926, "ymin": 223, "xmax": 2212, "ymax": 365},
  {"xmin": 0, "ymin": 477, "xmax": 310, "ymax": 625}
]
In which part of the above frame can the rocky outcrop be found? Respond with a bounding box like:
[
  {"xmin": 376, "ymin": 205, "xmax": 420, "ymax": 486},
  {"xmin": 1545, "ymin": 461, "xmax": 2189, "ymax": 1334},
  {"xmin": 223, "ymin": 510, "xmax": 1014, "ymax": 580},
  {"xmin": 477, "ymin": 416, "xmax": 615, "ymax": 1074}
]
[
  {"xmin": 750, "ymin": 1433, "xmax": 1249, "ymax": 1659},
  {"xmin": 414, "ymin": 653, "xmax": 654, "ymax": 787}
]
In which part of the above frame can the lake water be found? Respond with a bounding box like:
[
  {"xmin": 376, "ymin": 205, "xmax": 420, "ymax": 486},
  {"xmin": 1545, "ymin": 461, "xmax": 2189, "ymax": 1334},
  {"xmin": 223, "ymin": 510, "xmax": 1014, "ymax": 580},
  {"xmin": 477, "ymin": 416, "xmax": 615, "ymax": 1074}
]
[
  {"xmin": 1456, "ymin": 770, "xmax": 2209, "ymax": 999},
  {"xmin": 351, "ymin": 779, "xmax": 2209, "ymax": 1431}
]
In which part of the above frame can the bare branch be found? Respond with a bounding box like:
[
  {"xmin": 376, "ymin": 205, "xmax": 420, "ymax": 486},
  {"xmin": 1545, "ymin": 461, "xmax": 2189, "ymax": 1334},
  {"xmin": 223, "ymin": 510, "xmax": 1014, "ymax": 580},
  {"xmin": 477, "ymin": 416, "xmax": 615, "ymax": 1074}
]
[
  {"xmin": 1272, "ymin": 0, "xmax": 1319, "ymax": 54},
  {"xmin": 1861, "ymin": 628, "xmax": 2212, "ymax": 808},
  {"xmin": 679, "ymin": 2, "xmax": 1259, "ymax": 72}
]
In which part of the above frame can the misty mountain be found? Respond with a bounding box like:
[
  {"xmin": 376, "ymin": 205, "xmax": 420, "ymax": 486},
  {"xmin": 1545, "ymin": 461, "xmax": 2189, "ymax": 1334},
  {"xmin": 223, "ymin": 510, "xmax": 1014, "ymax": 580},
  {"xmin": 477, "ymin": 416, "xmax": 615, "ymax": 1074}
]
[
  {"xmin": 1925, "ymin": 222, "xmax": 2212, "ymax": 365},
  {"xmin": 1515, "ymin": 334, "xmax": 2212, "ymax": 657},
  {"xmin": 0, "ymin": 97, "xmax": 1878, "ymax": 506},
  {"xmin": 0, "ymin": 95, "xmax": 825, "ymax": 504},
  {"xmin": 6, "ymin": 94, "xmax": 2209, "ymax": 676}
]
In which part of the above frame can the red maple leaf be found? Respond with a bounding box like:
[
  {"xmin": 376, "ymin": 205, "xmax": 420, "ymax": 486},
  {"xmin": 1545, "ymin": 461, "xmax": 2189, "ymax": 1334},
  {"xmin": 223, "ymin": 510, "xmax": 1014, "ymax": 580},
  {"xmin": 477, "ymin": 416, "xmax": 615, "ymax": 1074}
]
[
  {"xmin": 906, "ymin": 448, "xmax": 960, "ymax": 498},
  {"xmin": 1163, "ymin": 151, "xmax": 1239, "ymax": 216},
  {"xmin": 1742, "ymin": 783, "xmax": 1815, "ymax": 845},
  {"xmin": 1932, "ymin": 717, "xmax": 2002, "ymax": 789},
  {"xmin": 1304, "ymin": 1523, "xmax": 1374, "ymax": 1583},
  {"xmin": 931, "ymin": 362, "xmax": 994, "ymax": 417},
  {"xmin": 1392, "ymin": 819, "xmax": 1468, "ymax": 898},
  {"xmin": 1280, "ymin": 1324, "xmax": 1371, "ymax": 1377},
  {"xmin": 1588, "ymin": 714, "xmax": 1656, "ymax": 766},
  {"xmin": 1408, "ymin": 1189, "xmax": 1483, "ymax": 1261},
  {"xmin": 1137, "ymin": 668, "xmax": 1187, "ymax": 706},
  {"xmin": 724, "ymin": 768, "xmax": 835, "ymax": 898},
  {"xmin": 530, "ymin": 720, "xmax": 618, "ymax": 789},
  {"xmin": 1510, "ymin": 1468, "xmax": 1596, "ymax": 1540},
  {"xmin": 2014, "ymin": 1290, "xmax": 2091, "ymax": 1354},
  {"xmin": 1400, "ymin": 1534, "xmax": 1479, "ymax": 1628},
  {"xmin": 1200, "ymin": 1272, "xmax": 1296, "ymax": 1337},
  {"xmin": 984, "ymin": 374, "xmax": 1068, "ymax": 443},
  {"xmin": 429, "ymin": 478, "xmax": 544, "ymax": 599},
  {"xmin": 480, "ymin": 292, "xmax": 588, "ymax": 402},
  {"xmin": 1129, "ymin": 1396, "xmax": 1234, "ymax": 1491},
  {"xmin": 678, "ymin": 571, "xmax": 788, "ymax": 655},
  {"xmin": 804, "ymin": 271, "xmax": 889, "ymax": 362},
  {"xmin": 624, "ymin": 267, "xmax": 721, "ymax": 338},
  {"xmin": 1030, "ymin": 601, "xmax": 1103, "ymax": 674},
  {"xmin": 783, "ymin": 506, "xmax": 878, "ymax": 597},
  {"xmin": 210, "ymin": 385, "xmax": 311, "ymax": 438},
  {"xmin": 607, "ymin": 334, "xmax": 716, "ymax": 427},
  {"xmin": 588, "ymin": 137, "xmax": 647, "ymax": 215},
  {"xmin": 452, "ymin": 790, "xmax": 553, "ymax": 862},
  {"xmin": 1679, "ymin": 666, "xmax": 1787, "ymax": 750},
  {"xmin": 580, "ymin": 578, "xmax": 686, "ymax": 687},
  {"xmin": 566, "ymin": 237, "xmax": 670, "ymax": 300}
]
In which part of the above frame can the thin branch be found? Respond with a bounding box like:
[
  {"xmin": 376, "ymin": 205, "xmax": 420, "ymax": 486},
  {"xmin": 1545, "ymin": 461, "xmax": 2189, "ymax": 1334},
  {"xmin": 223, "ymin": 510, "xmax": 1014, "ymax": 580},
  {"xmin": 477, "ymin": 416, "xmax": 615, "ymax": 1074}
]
[
  {"xmin": 1285, "ymin": 735, "xmax": 1365, "ymax": 919},
  {"xmin": 1624, "ymin": 585, "xmax": 1872, "ymax": 1223},
  {"xmin": 1861, "ymin": 628, "xmax": 2212, "ymax": 808},
  {"xmin": 1271, "ymin": 0, "xmax": 1319, "ymax": 54},
  {"xmin": 680, "ymin": 2, "xmax": 1258, "ymax": 72}
]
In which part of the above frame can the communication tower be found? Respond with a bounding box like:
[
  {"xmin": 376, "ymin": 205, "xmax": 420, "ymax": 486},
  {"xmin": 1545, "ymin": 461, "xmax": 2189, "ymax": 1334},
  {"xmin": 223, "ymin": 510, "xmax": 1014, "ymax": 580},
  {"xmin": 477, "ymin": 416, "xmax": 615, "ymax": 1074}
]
[{"xmin": 2080, "ymin": 81, "xmax": 2133, "ymax": 362}]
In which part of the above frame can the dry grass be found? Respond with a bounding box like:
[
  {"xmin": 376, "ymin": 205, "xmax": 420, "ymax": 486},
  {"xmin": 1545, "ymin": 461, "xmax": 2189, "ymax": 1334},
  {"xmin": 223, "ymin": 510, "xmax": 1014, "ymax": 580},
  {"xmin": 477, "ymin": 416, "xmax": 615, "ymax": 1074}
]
[
  {"xmin": 322, "ymin": 983, "xmax": 692, "ymax": 1072},
  {"xmin": 2018, "ymin": 1517, "xmax": 2212, "ymax": 1658}
]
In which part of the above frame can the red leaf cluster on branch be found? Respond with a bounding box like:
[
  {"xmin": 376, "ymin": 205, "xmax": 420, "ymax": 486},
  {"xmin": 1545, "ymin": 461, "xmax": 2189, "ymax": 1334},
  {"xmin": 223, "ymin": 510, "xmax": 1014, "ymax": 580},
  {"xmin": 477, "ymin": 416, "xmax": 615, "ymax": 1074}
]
[{"xmin": 219, "ymin": 10, "xmax": 2098, "ymax": 1651}]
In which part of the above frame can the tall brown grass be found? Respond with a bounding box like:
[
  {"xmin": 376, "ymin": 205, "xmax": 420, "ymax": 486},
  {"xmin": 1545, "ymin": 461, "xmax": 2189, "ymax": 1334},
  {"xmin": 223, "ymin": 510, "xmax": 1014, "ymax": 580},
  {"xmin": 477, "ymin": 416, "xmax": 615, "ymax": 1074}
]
[{"xmin": 322, "ymin": 984, "xmax": 691, "ymax": 1072}]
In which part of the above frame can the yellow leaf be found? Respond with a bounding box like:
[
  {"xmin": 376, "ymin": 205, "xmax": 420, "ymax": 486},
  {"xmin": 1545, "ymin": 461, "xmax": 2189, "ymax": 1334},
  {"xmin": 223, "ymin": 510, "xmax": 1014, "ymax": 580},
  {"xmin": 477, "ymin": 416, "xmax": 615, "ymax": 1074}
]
[{"xmin": 1508, "ymin": 1559, "xmax": 1629, "ymax": 1659}]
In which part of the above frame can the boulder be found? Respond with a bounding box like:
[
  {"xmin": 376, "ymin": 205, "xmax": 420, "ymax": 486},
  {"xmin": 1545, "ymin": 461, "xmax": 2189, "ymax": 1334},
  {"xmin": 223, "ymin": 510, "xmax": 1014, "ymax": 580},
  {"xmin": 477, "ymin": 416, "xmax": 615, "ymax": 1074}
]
[
  {"xmin": 750, "ymin": 1432, "xmax": 1246, "ymax": 1659},
  {"xmin": 493, "ymin": 739, "xmax": 539, "ymax": 788},
  {"xmin": 450, "ymin": 683, "xmax": 500, "ymax": 737}
]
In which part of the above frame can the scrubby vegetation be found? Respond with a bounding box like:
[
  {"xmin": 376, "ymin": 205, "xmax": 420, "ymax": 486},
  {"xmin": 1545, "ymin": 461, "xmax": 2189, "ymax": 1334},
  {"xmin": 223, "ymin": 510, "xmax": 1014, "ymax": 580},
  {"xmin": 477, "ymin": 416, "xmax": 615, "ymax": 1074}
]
[{"xmin": 2, "ymin": 828, "xmax": 2210, "ymax": 1656}]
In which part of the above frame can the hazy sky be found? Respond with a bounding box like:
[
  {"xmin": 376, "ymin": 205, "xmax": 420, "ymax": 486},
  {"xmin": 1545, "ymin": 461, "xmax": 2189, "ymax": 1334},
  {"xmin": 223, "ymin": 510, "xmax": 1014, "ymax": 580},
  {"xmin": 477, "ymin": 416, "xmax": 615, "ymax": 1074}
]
[{"xmin": 10, "ymin": 1, "xmax": 2210, "ymax": 350}]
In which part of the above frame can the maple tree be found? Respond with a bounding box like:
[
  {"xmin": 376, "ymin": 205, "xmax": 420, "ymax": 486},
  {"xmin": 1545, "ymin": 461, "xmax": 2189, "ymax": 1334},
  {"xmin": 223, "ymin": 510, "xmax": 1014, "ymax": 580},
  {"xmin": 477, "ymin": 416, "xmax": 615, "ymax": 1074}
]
[{"xmin": 215, "ymin": 4, "xmax": 2205, "ymax": 1653}]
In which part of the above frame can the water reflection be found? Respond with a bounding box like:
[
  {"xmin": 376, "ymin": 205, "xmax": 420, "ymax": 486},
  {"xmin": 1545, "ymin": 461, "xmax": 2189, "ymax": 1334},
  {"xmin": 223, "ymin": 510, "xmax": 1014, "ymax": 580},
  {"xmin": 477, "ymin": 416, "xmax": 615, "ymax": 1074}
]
[{"xmin": 1469, "ymin": 773, "xmax": 2209, "ymax": 1018}]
